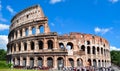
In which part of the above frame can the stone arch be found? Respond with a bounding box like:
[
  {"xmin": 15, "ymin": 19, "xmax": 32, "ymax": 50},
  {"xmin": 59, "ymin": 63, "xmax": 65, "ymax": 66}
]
[
  {"xmin": 77, "ymin": 58, "xmax": 83, "ymax": 66},
  {"xmin": 47, "ymin": 57, "xmax": 53, "ymax": 67},
  {"xmin": 38, "ymin": 40, "xmax": 43, "ymax": 49},
  {"xmin": 97, "ymin": 47, "xmax": 99, "ymax": 54},
  {"xmin": 25, "ymin": 28, "xmax": 29, "ymax": 36},
  {"xmin": 92, "ymin": 46, "xmax": 96, "ymax": 54},
  {"xmin": 39, "ymin": 25, "xmax": 44, "ymax": 33},
  {"xmin": 87, "ymin": 59, "xmax": 91, "ymax": 66},
  {"xmin": 93, "ymin": 59, "xmax": 97, "ymax": 67},
  {"xmin": 16, "ymin": 31, "xmax": 18, "ymax": 38},
  {"xmin": 38, "ymin": 57, "xmax": 43, "ymax": 66},
  {"xmin": 30, "ymin": 41, "xmax": 34, "ymax": 50},
  {"xmin": 32, "ymin": 27, "xmax": 36, "ymax": 35},
  {"xmin": 87, "ymin": 46, "xmax": 90, "ymax": 54},
  {"xmin": 98, "ymin": 60, "xmax": 101, "ymax": 68},
  {"xmin": 101, "ymin": 48, "xmax": 103, "ymax": 54},
  {"xmin": 18, "ymin": 43, "xmax": 21, "ymax": 51},
  {"xmin": 102, "ymin": 60, "xmax": 104, "ymax": 67},
  {"xmin": 47, "ymin": 40, "xmax": 53, "ymax": 49},
  {"xmin": 68, "ymin": 58, "xmax": 74, "ymax": 67},
  {"xmin": 20, "ymin": 29, "xmax": 22, "ymax": 37},
  {"xmin": 57, "ymin": 57, "xmax": 64, "ymax": 70},
  {"xmin": 87, "ymin": 40, "xmax": 90, "ymax": 45},
  {"xmin": 23, "ymin": 58, "xmax": 26, "ymax": 66},
  {"xmin": 30, "ymin": 57, "xmax": 34, "ymax": 67},
  {"xmin": 66, "ymin": 42, "xmax": 73, "ymax": 50},
  {"xmin": 24, "ymin": 42, "xmax": 27, "ymax": 51},
  {"xmin": 17, "ymin": 57, "xmax": 20, "ymax": 66},
  {"xmin": 59, "ymin": 43, "xmax": 64, "ymax": 49},
  {"xmin": 81, "ymin": 45, "xmax": 85, "ymax": 51}
]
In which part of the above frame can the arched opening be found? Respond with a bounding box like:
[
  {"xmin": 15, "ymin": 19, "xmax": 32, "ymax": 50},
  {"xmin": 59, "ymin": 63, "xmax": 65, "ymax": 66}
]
[
  {"xmin": 47, "ymin": 40, "xmax": 53, "ymax": 49},
  {"xmin": 25, "ymin": 28, "xmax": 28, "ymax": 36},
  {"xmin": 20, "ymin": 29, "xmax": 22, "ymax": 37},
  {"xmin": 88, "ymin": 59, "xmax": 91, "ymax": 66},
  {"xmin": 69, "ymin": 58, "xmax": 74, "ymax": 67},
  {"xmin": 87, "ymin": 46, "xmax": 90, "ymax": 54},
  {"xmin": 98, "ymin": 60, "xmax": 101, "ymax": 68},
  {"xmin": 47, "ymin": 57, "xmax": 53, "ymax": 67},
  {"xmin": 24, "ymin": 42, "xmax": 27, "ymax": 51},
  {"xmin": 30, "ymin": 41, "xmax": 34, "ymax": 50},
  {"xmin": 92, "ymin": 46, "xmax": 96, "ymax": 54},
  {"xmin": 59, "ymin": 43, "xmax": 64, "ymax": 49},
  {"xmin": 39, "ymin": 26, "xmax": 44, "ymax": 33},
  {"xmin": 57, "ymin": 57, "xmax": 64, "ymax": 70},
  {"xmin": 32, "ymin": 27, "xmax": 36, "ymax": 35},
  {"xmin": 105, "ymin": 60, "xmax": 106, "ymax": 67},
  {"xmin": 97, "ymin": 47, "xmax": 99, "ymax": 54},
  {"xmin": 104, "ymin": 49, "xmax": 105, "ymax": 56},
  {"xmin": 16, "ymin": 31, "xmax": 18, "ymax": 38},
  {"xmin": 18, "ymin": 43, "xmax": 21, "ymax": 51},
  {"xmin": 81, "ymin": 45, "xmax": 85, "ymax": 51},
  {"xmin": 66, "ymin": 42, "xmax": 73, "ymax": 50},
  {"xmin": 38, "ymin": 41, "xmax": 43, "ymax": 49},
  {"xmin": 23, "ymin": 58, "xmax": 26, "ymax": 66},
  {"xmin": 38, "ymin": 57, "xmax": 43, "ymax": 67},
  {"xmin": 93, "ymin": 59, "xmax": 97, "ymax": 67},
  {"xmin": 77, "ymin": 58, "xmax": 83, "ymax": 66},
  {"xmin": 87, "ymin": 41, "xmax": 90, "ymax": 45},
  {"xmin": 102, "ymin": 60, "xmax": 104, "ymax": 67},
  {"xmin": 17, "ymin": 58, "xmax": 20, "ymax": 66},
  {"xmin": 13, "ymin": 58, "xmax": 15, "ymax": 65},
  {"xmin": 101, "ymin": 48, "xmax": 103, "ymax": 54},
  {"xmin": 30, "ymin": 58, "xmax": 34, "ymax": 68}
]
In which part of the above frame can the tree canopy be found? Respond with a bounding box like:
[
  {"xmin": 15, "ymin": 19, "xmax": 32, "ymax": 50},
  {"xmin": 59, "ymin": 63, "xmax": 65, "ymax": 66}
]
[
  {"xmin": 111, "ymin": 50, "xmax": 120, "ymax": 67},
  {"xmin": 0, "ymin": 49, "xmax": 7, "ymax": 60}
]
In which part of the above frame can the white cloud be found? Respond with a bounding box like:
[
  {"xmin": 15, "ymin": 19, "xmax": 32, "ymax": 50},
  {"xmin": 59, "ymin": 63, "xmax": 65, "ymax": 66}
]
[
  {"xmin": 0, "ymin": 24, "xmax": 9, "ymax": 31},
  {"xmin": 94, "ymin": 27, "xmax": 112, "ymax": 35},
  {"xmin": 0, "ymin": 35, "xmax": 8, "ymax": 50},
  {"xmin": 109, "ymin": 0, "xmax": 119, "ymax": 3},
  {"xmin": 110, "ymin": 46, "xmax": 120, "ymax": 51},
  {"xmin": 6, "ymin": 5, "xmax": 16, "ymax": 15},
  {"xmin": 49, "ymin": 0, "xmax": 64, "ymax": 4},
  {"xmin": 51, "ymin": 22, "xmax": 55, "ymax": 26}
]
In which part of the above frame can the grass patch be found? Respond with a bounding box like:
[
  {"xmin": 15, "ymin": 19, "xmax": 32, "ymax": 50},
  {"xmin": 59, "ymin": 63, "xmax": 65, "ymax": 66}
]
[{"xmin": 0, "ymin": 69, "xmax": 48, "ymax": 71}]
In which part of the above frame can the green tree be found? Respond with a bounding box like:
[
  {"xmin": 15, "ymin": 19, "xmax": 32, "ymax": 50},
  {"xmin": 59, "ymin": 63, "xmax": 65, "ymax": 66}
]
[
  {"xmin": 0, "ymin": 49, "xmax": 7, "ymax": 60},
  {"xmin": 111, "ymin": 50, "xmax": 120, "ymax": 67}
]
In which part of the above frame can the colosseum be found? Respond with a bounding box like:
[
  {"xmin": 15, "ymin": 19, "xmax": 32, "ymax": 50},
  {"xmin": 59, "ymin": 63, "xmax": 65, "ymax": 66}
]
[{"xmin": 7, "ymin": 5, "xmax": 111, "ymax": 70}]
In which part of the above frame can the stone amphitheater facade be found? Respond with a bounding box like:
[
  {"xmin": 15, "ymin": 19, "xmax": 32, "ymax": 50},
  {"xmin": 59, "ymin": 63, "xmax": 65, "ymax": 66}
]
[{"xmin": 7, "ymin": 5, "xmax": 111, "ymax": 69}]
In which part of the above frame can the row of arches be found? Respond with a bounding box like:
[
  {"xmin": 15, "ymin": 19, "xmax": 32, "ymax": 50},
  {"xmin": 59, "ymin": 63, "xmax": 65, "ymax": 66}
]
[
  {"xmin": 13, "ymin": 57, "xmax": 83, "ymax": 68},
  {"xmin": 81, "ymin": 45, "xmax": 110, "ymax": 56},
  {"xmin": 87, "ymin": 59, "xmax": 110, "ymax": 68},
  {"xmin": 9, "ymin": 25, "xmax": 45, "ymax": 41}
]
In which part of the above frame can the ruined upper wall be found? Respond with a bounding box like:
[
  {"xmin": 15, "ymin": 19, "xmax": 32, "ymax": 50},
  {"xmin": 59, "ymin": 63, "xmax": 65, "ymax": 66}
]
[
  {"xmin": 58, "ymin": 32, "xmax": 109, "ymax": 49},
  {"xmin": 10, "ymin": 5, "xmax": 46, "ymax": 31}
]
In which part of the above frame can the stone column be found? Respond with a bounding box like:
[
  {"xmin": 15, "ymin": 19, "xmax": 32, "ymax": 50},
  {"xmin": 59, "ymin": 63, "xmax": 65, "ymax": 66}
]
[
  {"xmin": 34, "ymin": 57, "xmax": 37, "ymax": 67},
  {"xmin": 53, "ymin": 37, "xmax": 57, "ymax": 50},
  {"xmin": 43, "ymin": 56, "xmax": 47, "ymax": 67},
  {"xmin": 12, "ymin": 46, "xmax": 14, "ymax": 54},
  {"xmin": 29, "ymin": 26, "xmax": 32, "ymax": 36},
  {"xmin": 54, "ymin": 56, "xmax": 57, "ymax": 68},
  {"xmin": 26, "ymin": 56, "xmax": 30, "ymax": 66},
  {"xmin": 21, "ymin": 42, "xmax": 24, "ymax": 52},
  {"xmin": 74, "ymin": 59, "xmax": 77, "ymax": 67},
  {"xmin": 14, "ymin": 32, "xmax": 16, "ymax": 39},
  {"xmin": 27, "ymin": 41, "xmax": 30, "ymax": 51},
  {"xmin": 22, "ymin": 28, "xmax": 25, "ymax": 37},
  {"xmin": 16, "ymin": 43, "xmax": 18, "ymax": 52},
  {"xmin": 36, "ymin": 25, "xmax": 40, "ymax": 34},
  {"xmin": 44, "ymin": 22, "xmax": 50, "ymax": 33},
  {"xmin": 43, "ymin": 39, "xmax": 47, "ymax": 50},
  {"xmin": 17, "ymin": 30, "xmax": 20, "ymax": 38},
  {"xmin": 20, "ymin": 56, "xmax": 23, "ymax": 66},
  {"xmin": 35, "ymin": 40, "xmax": 39, "ymax": 52},
  {"xmin": 65, "ymin": 56, "xmax": 68, "ymax": 67}
]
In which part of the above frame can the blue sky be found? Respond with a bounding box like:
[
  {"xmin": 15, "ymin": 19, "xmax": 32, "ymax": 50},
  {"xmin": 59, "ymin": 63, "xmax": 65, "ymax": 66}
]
[{"xmin": 0, "ymin": 0, "xmax": 120, "ymax": 50}]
